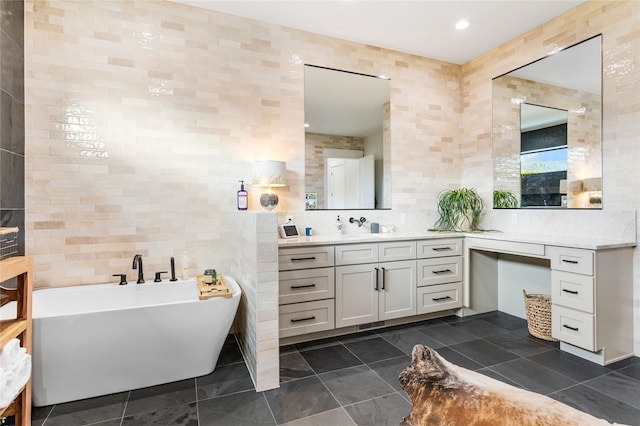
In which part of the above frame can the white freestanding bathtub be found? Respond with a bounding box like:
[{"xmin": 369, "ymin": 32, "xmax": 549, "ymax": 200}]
[{"xmin": 2, "ymin": 276, "xmax": 241, "ymax": 406}]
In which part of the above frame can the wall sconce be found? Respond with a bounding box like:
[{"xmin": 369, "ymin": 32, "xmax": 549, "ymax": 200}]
[{"xmin": 252, "ymin": 160, "xmax": 286, "ymax": 211}]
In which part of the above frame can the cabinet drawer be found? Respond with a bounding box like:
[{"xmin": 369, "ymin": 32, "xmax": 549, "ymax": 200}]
[
  {"xmin": 279, "ymin": 299, "xmax": 335, "ymax": 338},
  {"xmin": 552, "ymin": 305, "xmax": 595, "ymax": 351},
  {"xmin": 417, "ymin": 239, "xmax": 463, "ymax": 258},
  {"xmin": 379, "ymin": 241, "xmax": 417, "ymax": 262},
  {"xmin": 417, "ymin": 257, "xmax": 462, "ymax": 286},
  {"xmin": 417, "ymin": 282, "xmax": 462, "ymax": 314},
  {"xmin": 335, "ymin": 243, "xmax": 378, "ymax": 266},
  {"xmin": 279, "ymin": 267, "xmax": 335, "ymax": 305},
  {"xmin": 279, "ymin": 246, "xmax": 334, "ymax": 271},
  {"xmin": 547, "ymin": 246, "xmax": 593, "ymax": 275},
  {"xmin": 552, "ymin": 271, "xmax": 594, "ymax": 313}
]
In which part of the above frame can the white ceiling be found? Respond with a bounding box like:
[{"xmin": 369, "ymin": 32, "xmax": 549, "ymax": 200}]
[{"xmin": 170, "ymin": 0, "xmax": 585, "ymax": 64}]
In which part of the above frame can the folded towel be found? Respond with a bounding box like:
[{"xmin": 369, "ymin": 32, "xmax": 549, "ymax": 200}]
[
  {"xmin": 0, "ymin": 353, "xmax": 31, "ymax": 410},
  {"xmin": 0, "ymin": 346, "xmax": 26, "ymax": 372},
  {"xmin": 0, "ymin": 338, "xmax": 23, "ymax": 370},
  {"xmin": 0, "ymin": 367, "xmax": 16, "ymax": 404},
  {"xmin": 13, "ymin": 353, "xmax": 31, "ymax": 388}
]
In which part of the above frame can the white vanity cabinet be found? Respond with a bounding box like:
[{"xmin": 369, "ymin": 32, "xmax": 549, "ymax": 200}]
[
  {"xmin": 335, "ymin": 242, "xmax": 417, "ymax": 327},
  {"xmin": 278, "ymin": 246, "xmax": 336, "ymax": 338},
  {"xmin": 416, "ymin": 238, "xmax": 463, "ymax": 314},
  {"xmin": 548, "ymin": 245, "xmax": 634, "ymax": 365}
]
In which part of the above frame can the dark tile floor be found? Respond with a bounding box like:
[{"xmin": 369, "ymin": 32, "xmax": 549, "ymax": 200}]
[{"xmin": 25, "ymin": 312, "xmax": 640, "ymax": 425}]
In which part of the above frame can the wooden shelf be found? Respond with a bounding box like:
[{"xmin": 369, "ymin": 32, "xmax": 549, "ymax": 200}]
[
  {"xmin": 0, "ymin": 256, "xmax": 32, "ymax": 425},
  {"xmin": 0, "ymin": 319, "xmax": 28, "ymax": 347}
]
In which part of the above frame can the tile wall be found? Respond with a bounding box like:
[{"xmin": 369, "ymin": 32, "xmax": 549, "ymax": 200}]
[
  {"xmin": 24, "ymin": 0, "xmax": 461, "ymax": 288},
  {"xmin": 1, "ymin": 0, "xmax": 25, "ymax": 255},
  {"xmin": 20, "ymin": 0, "xmax": 640, "ymax": 383}
]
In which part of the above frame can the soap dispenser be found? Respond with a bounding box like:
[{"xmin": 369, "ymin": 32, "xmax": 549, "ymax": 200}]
[
  {"xmin": 237, "ymin": 180, "xmax": 248, "ymax": 211},
  {"xmin": 335, "ymin": 215, "xmax": 343, "ymax": 234}
]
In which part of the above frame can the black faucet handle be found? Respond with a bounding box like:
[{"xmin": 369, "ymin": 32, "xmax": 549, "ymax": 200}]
[
  {"xmin": 113, "ymin": 274, "xmax": 128, "ymax": 285},
  {"xmin": 154, "ymin": 271, "xmax": 168, "ymax": 282}
]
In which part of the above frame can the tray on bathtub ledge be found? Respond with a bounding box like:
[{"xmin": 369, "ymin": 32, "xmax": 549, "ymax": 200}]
[{"xmin": 196, "ymin": 274, "xmax": 232, "ymax": 300}]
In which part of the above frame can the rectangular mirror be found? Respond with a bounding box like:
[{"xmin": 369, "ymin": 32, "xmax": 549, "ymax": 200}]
[
  {"xmin": 492, "ymin": 35, "xmax": 602, "ymax": 209},
  {"xmin": 304, "ymin": 65, "xmax": 391, "ymax": 210}
]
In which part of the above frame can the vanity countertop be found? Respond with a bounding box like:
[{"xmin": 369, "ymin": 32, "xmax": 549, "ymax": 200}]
[
  {"xmin": 464, "ymin": 231, "xmax": 636, "ymax": 250},
  {"xmin": 277, "ymin": 231, "xmax": 461, "ymax": 247},
  {"xmin": 278, "ymin": 230, "xmax": 637, "ymax": 250}
]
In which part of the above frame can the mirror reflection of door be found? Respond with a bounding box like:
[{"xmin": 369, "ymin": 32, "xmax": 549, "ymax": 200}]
[
  {"xmin": 326, "ymin": 155, "xmax": 375, "ymax": 209},
  {"xmin": 520, "ymin": 104, "xmax": 568, "ymax": 207}
]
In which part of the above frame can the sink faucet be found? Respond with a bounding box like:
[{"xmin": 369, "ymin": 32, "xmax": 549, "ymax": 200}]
[
  {"xmin": 349, "ymin": 217, "xmax": 367, "ymax": 227},
  {"xmin": 132, "ymin": 254, "xmax": 144, "ymax": 284}
]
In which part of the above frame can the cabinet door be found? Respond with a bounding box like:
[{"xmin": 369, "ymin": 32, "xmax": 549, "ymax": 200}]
[
  {"xmin": 378, "ymin": 260, "xmax": 416, "ymax": 321},
  {"xmin": 335, "ymin": 264, "xmax": 378, "ymax": 327}
]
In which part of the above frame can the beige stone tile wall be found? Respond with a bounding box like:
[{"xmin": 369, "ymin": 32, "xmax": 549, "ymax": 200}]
[
  {"xmin": 304, "ymin": 133, "xmax": 365, "ymax": 209},
  {"xmin": 24, "ymin": 0, "xmax": 462, "ymax": 289}
]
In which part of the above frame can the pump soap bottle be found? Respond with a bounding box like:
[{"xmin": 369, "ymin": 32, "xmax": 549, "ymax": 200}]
[
  {"xmin": 237, "ymin": 180, "xmax": 248, "ymax": 211},
  {"xmin": 335, "ymin": 215, "xmax": 343, "ymax": 234}
]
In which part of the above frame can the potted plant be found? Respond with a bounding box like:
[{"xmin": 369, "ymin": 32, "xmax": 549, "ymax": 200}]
[
  {"xmin": 431, "ymin": 187, "xmax": 484, "ymax": 232},
  {"xmin": 493, "ymin": 190, "xmax": 519, "ymax": 208}
]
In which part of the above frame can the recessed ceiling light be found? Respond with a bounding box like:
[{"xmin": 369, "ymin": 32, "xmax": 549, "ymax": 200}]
[{"xmin": 455, "ymin": 20, "xmax": 470, "ymax": 30}]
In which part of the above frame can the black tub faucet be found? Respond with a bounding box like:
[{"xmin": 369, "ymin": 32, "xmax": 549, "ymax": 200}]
[{"xmin": 132, "ymin": 254, "xmax": 144, "ymax": 284}]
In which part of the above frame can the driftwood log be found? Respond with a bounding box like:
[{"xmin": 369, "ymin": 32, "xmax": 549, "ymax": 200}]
[{"xmin": 398, "ymin": 345, "xmax": 621, "ymax": 426}]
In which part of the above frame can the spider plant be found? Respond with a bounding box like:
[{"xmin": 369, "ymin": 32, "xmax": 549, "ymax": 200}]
[
  {"xmin": 432, "ymin": 188, "xmax": 484, "ymax": 232},
  {"xmin": 493, "ymin": 190, "xmax": 519, "ymax": 209}
]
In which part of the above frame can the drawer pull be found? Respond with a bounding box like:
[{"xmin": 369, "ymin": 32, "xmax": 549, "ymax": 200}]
[
  {"xmin": 291, "ymin": 257, "xmax": 316, "ymax": 262},
  {"xmin": 432, "ymin": 296, "xmax": 452, "ymax": 302},
  {"xmin": 432, "ymin": 269, "xmax": 452, "ymax": 275},
  {"xmin": 562, "ymin": 289, "xmax": 579, "ymax": 295},
  {"xmin": 432, "ymin": 247, "xmax": 452, "ymax": 252},
  {"xmin": 381, "ymin": 267, "xmax": 386, "ymax": 290},
  {"xmin": 563, "ymin": 324, "xmax": 579, "ymax": 332},
  {"xmin": 291, "ymin": 316, "xmax": 316, "ymax": 323},
  {"xmin": 561, "ymin": 259, "xmax": 579, "ymax": 264},
  {"xmin": 290, "ymin": 284, "xmax": 316, "ymax": 289},
  {"xmin": 374, "ymin": 267, "xmax": 380, "ymax": 291}
]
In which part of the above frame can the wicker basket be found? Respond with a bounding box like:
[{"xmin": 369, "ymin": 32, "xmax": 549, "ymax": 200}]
[
  {"xmin": 523, "ymin": 289, "xmax": 557, "ymax": 341},
  {"xmin": 0, "ymin": 227, "xmax": 19, "ymax": 260}
]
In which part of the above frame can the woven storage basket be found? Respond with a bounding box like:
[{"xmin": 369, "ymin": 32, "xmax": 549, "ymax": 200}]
[
  {"xmin": 0, "ymin": 227, "xmax": 19, "ymax": 260},
  {"xmin": 523, "ymin": 289, "xmax": 558, "ymax": 341}
]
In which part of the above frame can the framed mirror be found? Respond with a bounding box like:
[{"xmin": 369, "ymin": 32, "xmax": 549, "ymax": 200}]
[
  {"xmin": 304, "ymin": 65, "xmax": 391, "ymax": 210},
  {"xmin": 492, "ymin": 35, "xmax": 602, "ymax": 209}
]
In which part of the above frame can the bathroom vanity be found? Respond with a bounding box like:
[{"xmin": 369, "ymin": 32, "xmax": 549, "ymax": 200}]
[
  {"xmin": 278, "ymin": 231, "xmax": 635, "ymax": 365},
  {"xmin": 278, "ymin": 233, "xmax": 463, "ymax": 338}
]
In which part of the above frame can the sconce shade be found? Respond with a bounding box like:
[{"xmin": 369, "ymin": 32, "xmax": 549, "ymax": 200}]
[
  {"xmin": 252, "ymin": 160, "xmax": 286, "ymax": 211},
  {"xmin": 252, "ymin": 160, "xmax": 286, "ymax": 187}
]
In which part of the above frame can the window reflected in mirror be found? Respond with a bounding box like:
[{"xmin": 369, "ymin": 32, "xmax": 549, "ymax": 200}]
[{"xmin": 520, "ymin": 104, "xmax": 568, "ymax": 207}]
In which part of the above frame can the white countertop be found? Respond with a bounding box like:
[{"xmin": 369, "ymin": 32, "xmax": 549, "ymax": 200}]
[
  {"xmin": 278, "ymin": 231, "xmax": 461, "ymax": 247},
  {"xmin": 278, "ymin": 230, "xmax": 637, "ymax": 250},
  {"xmin": 465, "ymin": 231, "xmax": 636, "ymax": 250}
]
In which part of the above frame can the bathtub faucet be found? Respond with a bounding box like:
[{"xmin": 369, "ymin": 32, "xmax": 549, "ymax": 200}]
[{"xmin": 132, "ymin": 254, "xmax": 144, "ymax": 284}]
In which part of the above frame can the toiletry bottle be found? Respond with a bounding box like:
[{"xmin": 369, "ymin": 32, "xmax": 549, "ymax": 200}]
[
  {"xmin": 181, "ymin": 252, "xmax": 191, "ymax": 280},
  {"xmin": 237, "ymin": 180, "xmax": 248, "ymax": 211},
  {"xmin": 335, "ymin": 215, "xmax": 343, "ymax": 234}
]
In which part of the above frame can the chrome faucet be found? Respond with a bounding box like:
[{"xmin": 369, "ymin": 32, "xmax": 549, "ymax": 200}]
[{"xmin": 132, "ymin": 254, "xmax": 144, "ymax": 284}]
